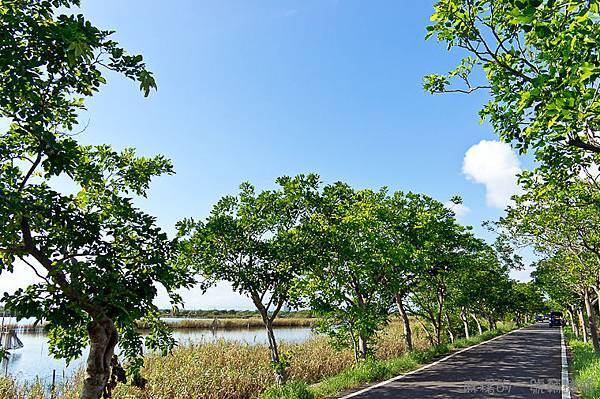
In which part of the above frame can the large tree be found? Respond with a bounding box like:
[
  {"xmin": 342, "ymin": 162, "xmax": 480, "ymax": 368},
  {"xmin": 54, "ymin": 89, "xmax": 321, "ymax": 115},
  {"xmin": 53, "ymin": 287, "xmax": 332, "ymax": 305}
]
[
  {"xmin": 0, "ymin": 2, "xmax": 190, "ymax": 398},
  {"xmin": 424, "ymin": 0, "xmax": 600, "ymax": 178},
  {"xmin": 500, "ymin": 177, "xmax": 600, "ymax": 351},
  {"xmin": 175, "ymin": 174, "xmax": 320, "ymax": 383},
  {"xmin": 302, "ymin": 183, "xmax": 393, "ymax": 362},
  {"xmin": 402, "ymin": 200, "xmax": 478, "ymax": 346}
]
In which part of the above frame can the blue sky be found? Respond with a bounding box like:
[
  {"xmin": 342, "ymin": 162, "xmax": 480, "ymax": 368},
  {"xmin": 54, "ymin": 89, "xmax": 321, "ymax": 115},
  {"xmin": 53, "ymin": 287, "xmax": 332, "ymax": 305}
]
[{"xmin": 2, "ymin": 1, "xmax": 534, "ymax": 309}]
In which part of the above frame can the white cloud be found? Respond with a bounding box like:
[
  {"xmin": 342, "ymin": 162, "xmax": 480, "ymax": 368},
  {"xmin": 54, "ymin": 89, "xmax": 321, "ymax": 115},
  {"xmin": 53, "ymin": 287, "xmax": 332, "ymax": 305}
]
[
  {"xmin": 462, "ymin": 140, "xmax": 522, "ymax": 209},
  {"xmin": 444, "ymin": 200, "xmax": 470, "ymax": 218}
]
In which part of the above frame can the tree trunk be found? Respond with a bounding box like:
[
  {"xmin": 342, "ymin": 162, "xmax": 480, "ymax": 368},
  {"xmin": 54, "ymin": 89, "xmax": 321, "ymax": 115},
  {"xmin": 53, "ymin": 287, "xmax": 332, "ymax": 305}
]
[
  {"xmin": 470, "ymin": 313, "xmax": 483, "ymax": 335},
  {"xmin": 80, "ymin": 319, "xmax": 118, "ymax": 399},
  {"xmin": 485, "ymin": 314, "xmax": 496, "ymax": 331},
  {"xmin": 265, "ymin": 319, "xmax": 285, "ymax": 383},
  {"xmin": 395, "ymin": 293, "xmax": 413, "ymax": 351},
  {"xmin": 349, "ymin": 325, "xmax": 360, "ymax": 364},
  {"xmin": 579, "ymin": 307, "xmax": 588, "ymax": 343},
  {"xmin": 444, "ymin": 312, "xmax": 454, "ymax": 343},
  {"xmin": 435, "ymin": 288, "xmax": 444, "ymax": 345},
  {"xmin": 357, "ymin": 334, "xmax": 368, "ymax": 361},
  {"xmin": 567, "ymin": 306, "xmax": 578, "ymax": 337},
  {"xmin": 432, "ymin": 322, "xmax": 442, "ymax": 346},
  {"xmin": 584, "ymin": 289, "xmax": 600, "ymax": 353},
  {"xmin": 460, "ymin": 308, "xmax": 470, "ymax": 339},
  {"xmin": 416, "ymin": 317, "xmax": 434, "ymax": 346}
]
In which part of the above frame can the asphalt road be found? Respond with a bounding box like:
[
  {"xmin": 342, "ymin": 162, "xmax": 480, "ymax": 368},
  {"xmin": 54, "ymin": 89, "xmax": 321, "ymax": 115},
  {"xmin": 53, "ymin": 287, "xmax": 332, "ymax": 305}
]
[{"xmin": 342, "ymin": 323, "xmax": 565, "ymax": 399}]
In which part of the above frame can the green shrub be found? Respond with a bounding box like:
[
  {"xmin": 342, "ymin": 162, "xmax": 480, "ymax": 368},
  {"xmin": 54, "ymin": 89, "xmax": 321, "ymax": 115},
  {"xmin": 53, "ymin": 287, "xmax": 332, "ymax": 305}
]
[{"xmin": 261, "ymin": 381, "xmax": 314, "ymax": 399}]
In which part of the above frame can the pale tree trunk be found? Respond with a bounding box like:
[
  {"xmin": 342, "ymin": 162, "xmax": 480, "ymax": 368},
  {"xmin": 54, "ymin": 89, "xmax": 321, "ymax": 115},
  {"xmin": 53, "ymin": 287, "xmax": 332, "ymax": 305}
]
[
  {"xmin": 584, "ymin": 289, "xmax": 600, "ymax": 353},
  {"xmin": 416, "ymin": 317, "xmax": 434, "ymax": 346},
  {"xmin": 567, "ymin": 306, "xmax": 578, "ymax": 337},
  {"xmin": 349, "ymin": 325, "xmax": 360, "ymax": 363},
  {"xmin": 265, "ymin": 319, "xmax": 286, "ymax": 383},
  {"xmin": 357, "ymin": 334, "xmax": 368, "ymax": 361},
  {"xmin": 432, "ymin": 321, "xmax": 442, "ymax": 345},
  {"xmin": 435, "ymin": 288, "xmax": 444, "ymax": 345},
  {"xmin": 470, "ymin": 313, "xmax": 483, "ymax": 335},
  {"xmin": 252, "ymin": 293, "xmax": 286, "ymax": 384},
  {"xmin": 460, "ymin": 308, "xmax": 470, "ymax": 339},
  {"xmin": 395, "ymin": 293, "xmax": 413, "ymax": 351},
  {"xmin": 579, "ymin": 307, "xmax": 589, "ymax": 343},
  {"xmin": 80, "ymin": 319, "xmax": 118, "ymax": 399},
  {"xmin": 444, "ymin": 312, "xmax": 454, "ymax": 343}
]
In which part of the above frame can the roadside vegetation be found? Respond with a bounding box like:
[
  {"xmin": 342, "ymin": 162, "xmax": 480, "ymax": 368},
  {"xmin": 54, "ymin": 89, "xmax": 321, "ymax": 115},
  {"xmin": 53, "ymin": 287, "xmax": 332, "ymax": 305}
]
[{"xmin": 566, "ymin": 332, "xmax": 600, "ymax": 399}]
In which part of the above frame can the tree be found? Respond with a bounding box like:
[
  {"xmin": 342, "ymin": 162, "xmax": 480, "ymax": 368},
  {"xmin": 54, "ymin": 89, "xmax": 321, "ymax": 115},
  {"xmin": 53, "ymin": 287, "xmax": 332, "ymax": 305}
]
[
  {"xmin": 175, "ymin": 174, "xmax": 320, "ymax": 383},
  {"xmin": 500, "ymin": 177, "xmax": 600, "ymax": 351},
  {"xmin": 532, "ymin": 256, "xmax": 583, "ymax": 336},
  {"xmin": 0, "ymin": 2, "xmax": 189, "ymax": 398},
  {"xmin": 424, "ymin": 0, "xmax": 600, "ymax": 178},
  {"xmin": 404, "ymin": 205, "xmax": 477, "ymax": 345},
  {"xmin": 447, "ymin": 239, "xmax": 515, "ymax": 336},
  {"xmin": 508, "ymin": 281, "xmax": 545, "ymax": 325},
  {"xmin": 382, "ymin": 193, "xmax": 466, "ymax": 349},
  {"xmin": 302, "ymin": 183, "xmax": 393, "ymax": 362}
]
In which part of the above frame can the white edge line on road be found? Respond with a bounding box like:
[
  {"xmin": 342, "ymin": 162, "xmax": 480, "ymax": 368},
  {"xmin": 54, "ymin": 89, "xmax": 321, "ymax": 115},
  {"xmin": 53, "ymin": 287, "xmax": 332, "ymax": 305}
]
[
  {"xmin": 561, "ymin": 327, "xmax": 572, "ymax": 399},
  {"xmin": 339, "ymin": 328, "xmax": 524, "ymax": 399}
]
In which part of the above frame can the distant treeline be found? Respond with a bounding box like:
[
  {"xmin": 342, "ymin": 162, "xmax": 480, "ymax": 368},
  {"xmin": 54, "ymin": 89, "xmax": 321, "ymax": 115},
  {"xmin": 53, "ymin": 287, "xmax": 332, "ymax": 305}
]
[{"xmin": 158, "ymin": 309, "xmax": 315, "ymax": 319}]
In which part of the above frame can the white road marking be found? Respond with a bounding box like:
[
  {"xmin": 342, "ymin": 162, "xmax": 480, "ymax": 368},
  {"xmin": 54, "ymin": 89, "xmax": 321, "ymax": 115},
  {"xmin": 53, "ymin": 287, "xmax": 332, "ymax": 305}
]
[
  {"xmin": 561, "ymin": 327, "xmax": 571, "ymax": 399},
  {"xmin": 338, "ymin": 328, "xmax": 524, "ymax": 399}
]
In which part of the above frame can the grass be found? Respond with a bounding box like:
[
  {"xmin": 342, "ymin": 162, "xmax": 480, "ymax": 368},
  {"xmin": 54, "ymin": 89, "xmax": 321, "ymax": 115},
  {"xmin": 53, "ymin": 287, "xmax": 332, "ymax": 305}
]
[
  {"xmin": 0, "ymin": 376, "xmax": 80, "ymax": 399},
  {"xmin": 0, "ymin": 321, "xmax": 515, "ymax": 399},
  {"xmin": 150, "ymin": 317, "xmax": 316, "ymax": 329},
  {"xmin": 567, "ymin": 332, "xmax": 600, "ymax": 399}
]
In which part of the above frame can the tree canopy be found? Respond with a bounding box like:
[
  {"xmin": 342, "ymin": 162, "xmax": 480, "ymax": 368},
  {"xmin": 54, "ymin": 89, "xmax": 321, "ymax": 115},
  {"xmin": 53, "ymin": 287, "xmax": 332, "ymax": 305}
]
[
  {"xmin": 425, "ymin": 0, "xmax": 600, "ymax": 178},
  {"xmin": 0, "ymin": 1, "xmax": 190, "ymax": 398}
]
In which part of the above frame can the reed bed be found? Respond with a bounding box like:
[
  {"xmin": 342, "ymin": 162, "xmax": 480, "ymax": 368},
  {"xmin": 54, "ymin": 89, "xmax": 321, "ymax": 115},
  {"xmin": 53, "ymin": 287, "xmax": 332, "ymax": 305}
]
[
  {"xmin": 140, "ymin": 317, "xmax": 315, "ymax": 330},
  {"xmin": 111, "ymin": 320, "xmax": 428, "ymax": 399}
]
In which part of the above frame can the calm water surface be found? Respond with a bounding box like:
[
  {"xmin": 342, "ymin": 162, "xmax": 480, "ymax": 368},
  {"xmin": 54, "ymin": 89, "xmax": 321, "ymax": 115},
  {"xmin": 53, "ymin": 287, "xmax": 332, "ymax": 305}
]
[{"xmin": 1, "ymin": 317, "xmax": 313, "ymax": 384}]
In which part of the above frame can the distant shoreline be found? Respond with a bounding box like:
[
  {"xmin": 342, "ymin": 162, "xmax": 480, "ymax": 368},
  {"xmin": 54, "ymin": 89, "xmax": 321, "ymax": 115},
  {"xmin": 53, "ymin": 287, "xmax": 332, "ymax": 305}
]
[{"xmin": 3, "ymin": 317, "xmax": 315, "ymax": 332}]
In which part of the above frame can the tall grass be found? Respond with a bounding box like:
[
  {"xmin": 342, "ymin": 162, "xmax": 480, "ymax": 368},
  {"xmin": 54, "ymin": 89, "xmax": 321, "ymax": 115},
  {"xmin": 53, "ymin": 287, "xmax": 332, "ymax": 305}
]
[
  {"xmin": 113, "ymin": 321, "xmax": 425, "ymax": 399},
  {"xmin": 567, "ymin": 333, "xmax": 600, "ymax": 399},
  {"xmin": 139, "ymin": 317, "xmax": 315, "ymax": 330}
]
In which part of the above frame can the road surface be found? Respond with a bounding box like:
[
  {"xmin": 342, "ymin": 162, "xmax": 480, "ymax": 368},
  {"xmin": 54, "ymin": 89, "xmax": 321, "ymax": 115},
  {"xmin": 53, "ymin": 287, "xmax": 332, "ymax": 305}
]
[{"xmin": 342, "ymin": 323, "xmax": 567, "ymax": 399}]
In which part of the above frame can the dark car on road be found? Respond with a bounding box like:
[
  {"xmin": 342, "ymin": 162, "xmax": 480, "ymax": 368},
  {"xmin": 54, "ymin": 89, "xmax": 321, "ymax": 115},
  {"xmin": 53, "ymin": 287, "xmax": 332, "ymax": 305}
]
[{"xmin": 548, "ymin": 311, "xmax": 564, "ymax": 327}]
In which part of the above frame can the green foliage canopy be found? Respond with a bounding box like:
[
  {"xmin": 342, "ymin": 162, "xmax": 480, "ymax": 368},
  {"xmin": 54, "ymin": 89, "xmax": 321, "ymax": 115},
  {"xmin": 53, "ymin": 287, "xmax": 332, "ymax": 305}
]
[
  {"xmin": 425, "ymin": 0, "xmax": 600, "ymax": 178},
  {"xmin": 0, "ymin": 1, "xmax": 190, "ymax": 394}
]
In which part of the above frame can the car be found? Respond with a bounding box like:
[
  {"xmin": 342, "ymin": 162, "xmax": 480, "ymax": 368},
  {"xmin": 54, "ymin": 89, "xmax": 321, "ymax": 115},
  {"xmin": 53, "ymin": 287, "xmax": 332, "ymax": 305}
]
[
  {"xmin": 548, "ymin": 311, "xmax": 564, "ymax": 327},
  {"xmin": 535, "ymin": 315, "xmax": 544, "ymax": 322}
]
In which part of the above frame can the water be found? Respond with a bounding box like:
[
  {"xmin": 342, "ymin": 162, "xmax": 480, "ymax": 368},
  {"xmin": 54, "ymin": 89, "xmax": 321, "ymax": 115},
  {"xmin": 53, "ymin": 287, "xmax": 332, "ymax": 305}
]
[{"xmin": 1, "ymin": 321, "xmax": 313, "ymax": 385}]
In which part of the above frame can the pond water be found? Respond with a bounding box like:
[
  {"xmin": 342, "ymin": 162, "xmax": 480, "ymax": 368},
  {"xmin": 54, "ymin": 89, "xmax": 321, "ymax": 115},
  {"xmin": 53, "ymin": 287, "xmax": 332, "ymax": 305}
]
[{"xmin": 1, "ymin": 318, "xmax": 313, "ymax": 385}]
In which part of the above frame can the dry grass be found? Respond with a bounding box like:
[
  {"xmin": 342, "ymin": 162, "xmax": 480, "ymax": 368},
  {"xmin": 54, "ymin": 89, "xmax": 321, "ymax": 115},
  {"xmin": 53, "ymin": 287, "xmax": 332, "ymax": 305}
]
[
  {"xmin": 111, "ymin": 320, "xmax": 428, "ymax": 399},
  {"xmin": 141, "ymin": 318, "xmax": 315, "ymax": 330}
]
